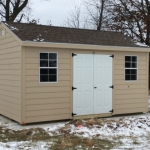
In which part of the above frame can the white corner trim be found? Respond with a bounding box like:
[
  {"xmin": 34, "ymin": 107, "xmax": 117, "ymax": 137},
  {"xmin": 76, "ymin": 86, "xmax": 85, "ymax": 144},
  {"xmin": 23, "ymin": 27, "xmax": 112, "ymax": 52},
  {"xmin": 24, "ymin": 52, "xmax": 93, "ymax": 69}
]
[{"xmin": 1, "ymin": 22, "xmax": 23, "ymax": 45}]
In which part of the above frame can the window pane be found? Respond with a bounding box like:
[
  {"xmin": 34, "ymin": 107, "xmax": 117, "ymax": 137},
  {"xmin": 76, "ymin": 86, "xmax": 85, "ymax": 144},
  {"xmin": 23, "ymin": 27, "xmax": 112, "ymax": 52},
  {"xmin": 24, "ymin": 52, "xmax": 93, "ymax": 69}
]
[
  {"xmin": 40, "ymin": 75, "xmax": 48, "ymax": 82},
  {"xmin": 49, "ymin": 53, "xmax": 57, "ymax": 59},
  {"xmin": 40, "ymin": 69, "xmax": 48, "ymax": 74},
  {"xmin": 132, "ymin": 63, "xmax": 137, "ymax": 68},
  {"xmin": 131, "ymin": 75, "xmax": 137, "ymax": 80},
  {"xmin": 40, "ymin": 53, "xmax": 48, "ymax": 59},
  {"xmin": 49, "ymin": 69, "xmax": 57, "ymax": 74},
  {"xmin": 125, "ymin": 62, "xmax": 131, "ymax": 68},
  {"xmin": 40, "ymin": 60, "xmax": 48, "ymax": 67},
  {"xmin": 131, "ymin": 69, "xmax": 137, "ymax": 74},
  {"xmin": 132, "ymin": 56, "xmax": 137, "ymax": 62},
  {"xmin": 49, "ymin": 60, "xmax": 57, "ymax": 67},
  {"xmin": 49, "ymin": 75, "xmax": 57, "ymax": 82},
  {"xmin": 125, "ymin": 75, "xmax": 130, "ymax": 80},
  {"xmin": 39, "ymin": 53, "xmax": 58, "ymax": 83},
  {"xmin": 125, "ymin": 69, "xmax": 130, "ymax": 74},
  {"xmin": 125, "ymin": 56, "xmax": 131, "ymax": 62}
]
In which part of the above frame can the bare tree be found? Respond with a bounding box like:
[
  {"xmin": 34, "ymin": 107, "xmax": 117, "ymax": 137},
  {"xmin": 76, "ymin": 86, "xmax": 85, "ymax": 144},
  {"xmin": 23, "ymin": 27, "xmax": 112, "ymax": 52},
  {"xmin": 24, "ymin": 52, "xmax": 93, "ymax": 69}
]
[
  {"xmin": 0, "ymin": 0, "xmax": 50, "ymax": 23},
  {"xmin": 83, "ymin": 0, "xmax": 111, "ymax": 30},
  {"xmin": 64, "ymin": 0, "xmax": 111, "ymax": 30},
  {"xmin": 66, "ymin": 4, "xmax": 81, "ymax": 28},
  {"xmin": 63, "ymin": 2, "xmax": 89, "ymax": 29},
  {"xmin": 108, "ymin": 0, "xmax": 150, "ymax": 45},
  {"xmin": 0, "ymin": 0, "xmax": 30, "ymax": 22}
]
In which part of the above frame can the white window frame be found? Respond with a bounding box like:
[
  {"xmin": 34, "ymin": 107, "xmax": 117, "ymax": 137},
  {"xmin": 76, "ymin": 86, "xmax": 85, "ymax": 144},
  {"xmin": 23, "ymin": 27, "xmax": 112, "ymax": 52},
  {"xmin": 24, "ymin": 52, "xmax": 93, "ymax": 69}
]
[
  {"xmin": 124, "ymin": 55, "xmax": 138, "ymax": 82},
  {"xmin": 39, "ymin": 52, "xmax": 58, "ymax": 83}
]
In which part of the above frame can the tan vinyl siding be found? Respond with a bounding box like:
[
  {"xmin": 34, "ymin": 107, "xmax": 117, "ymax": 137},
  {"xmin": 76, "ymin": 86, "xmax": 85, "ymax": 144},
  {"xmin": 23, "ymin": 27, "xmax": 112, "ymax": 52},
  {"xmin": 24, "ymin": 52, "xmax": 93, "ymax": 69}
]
[
  {"xmin": 0, "ymin": 26, "xmax": 21, "ymax": 122},
  {"xmin": 24, "ymin": 47, "xmax": 71, "ymax": 123},
  {"xmin": 113, "ymin": 52, "xmax": 148, "ymax": 114}
]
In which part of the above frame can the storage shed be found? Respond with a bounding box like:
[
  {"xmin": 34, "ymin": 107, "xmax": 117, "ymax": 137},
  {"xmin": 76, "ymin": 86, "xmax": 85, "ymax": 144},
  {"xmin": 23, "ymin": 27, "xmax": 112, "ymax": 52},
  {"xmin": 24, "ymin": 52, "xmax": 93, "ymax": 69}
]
[{"xmin": 0, "ymin": 21, "xmax": 149, "ymax": 124}]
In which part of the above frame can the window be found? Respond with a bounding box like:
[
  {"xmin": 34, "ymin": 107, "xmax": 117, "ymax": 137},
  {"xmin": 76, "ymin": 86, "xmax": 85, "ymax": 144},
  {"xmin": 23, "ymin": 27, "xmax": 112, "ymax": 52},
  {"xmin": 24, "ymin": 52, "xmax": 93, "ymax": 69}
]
[
  {"xmin": 125, "ymin": 56, "xmax": 137, "ymax": 81},
  {"xmin": 39, "ymin": 52, "xmax": 57, "ymax": 83}
]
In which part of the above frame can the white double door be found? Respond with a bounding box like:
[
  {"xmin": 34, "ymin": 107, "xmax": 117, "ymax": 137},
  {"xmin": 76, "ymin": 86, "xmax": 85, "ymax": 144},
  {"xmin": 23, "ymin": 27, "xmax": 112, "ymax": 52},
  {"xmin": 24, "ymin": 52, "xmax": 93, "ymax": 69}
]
[{"xmin": 73, "ymin": 54, "xmax": 112, "ymax": 116}]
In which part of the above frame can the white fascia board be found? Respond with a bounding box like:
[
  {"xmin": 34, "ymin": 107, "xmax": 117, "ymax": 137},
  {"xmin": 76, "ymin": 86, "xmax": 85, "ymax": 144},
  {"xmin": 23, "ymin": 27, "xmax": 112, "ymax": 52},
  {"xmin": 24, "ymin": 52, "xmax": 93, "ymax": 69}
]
[{"xmin": 22, "ymin": 41, "xmax": 150, "ymax": 53}]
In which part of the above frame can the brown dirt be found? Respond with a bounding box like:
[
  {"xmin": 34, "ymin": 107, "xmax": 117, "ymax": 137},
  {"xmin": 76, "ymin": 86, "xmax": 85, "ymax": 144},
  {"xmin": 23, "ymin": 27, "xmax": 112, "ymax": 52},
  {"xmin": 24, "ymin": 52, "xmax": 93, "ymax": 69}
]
[{"xmin": 0, "ymin": 120, "xmax": 117, "ymax": 150}]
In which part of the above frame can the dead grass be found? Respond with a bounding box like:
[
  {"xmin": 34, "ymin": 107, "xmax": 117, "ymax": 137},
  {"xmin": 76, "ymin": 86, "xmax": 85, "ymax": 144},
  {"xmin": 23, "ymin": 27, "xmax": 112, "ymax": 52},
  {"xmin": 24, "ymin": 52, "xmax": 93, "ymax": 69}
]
[
  {"xmin": 48, "ymin": 134, "xmax": 115, "ymax": 150},
  {"xmin": 0, "ymin": 124, "xmax": 116, "ymax": 149},
  {"xmin": 1, "ymin": 117, "xmax": 148, "ymax": 149},
  {"xmin": 0, "ymin": 126, "xmax": 50, "ymax": 142}
]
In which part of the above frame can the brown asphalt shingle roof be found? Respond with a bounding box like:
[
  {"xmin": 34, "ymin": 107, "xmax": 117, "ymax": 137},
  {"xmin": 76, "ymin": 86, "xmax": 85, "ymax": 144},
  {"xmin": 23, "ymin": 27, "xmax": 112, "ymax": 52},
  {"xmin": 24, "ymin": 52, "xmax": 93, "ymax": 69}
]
[{"xmin": 3, "ymin": 21, "xmax": 137, "ymax": 47}]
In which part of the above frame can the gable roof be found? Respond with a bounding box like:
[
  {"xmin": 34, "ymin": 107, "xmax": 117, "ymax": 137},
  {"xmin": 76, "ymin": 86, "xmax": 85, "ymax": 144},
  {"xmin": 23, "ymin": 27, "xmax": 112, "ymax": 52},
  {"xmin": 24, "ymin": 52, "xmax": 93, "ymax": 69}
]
[{"xmin": 2, "ymin": 21, "xmax": 138, "ymax": 47}]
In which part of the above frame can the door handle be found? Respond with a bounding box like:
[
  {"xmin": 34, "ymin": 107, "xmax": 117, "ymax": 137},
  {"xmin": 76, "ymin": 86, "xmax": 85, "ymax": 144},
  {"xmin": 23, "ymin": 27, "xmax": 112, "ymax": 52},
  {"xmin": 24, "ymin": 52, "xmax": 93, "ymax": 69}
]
[{"xmin": 94, "ymin": 87, "xmax": 97, "ymax": 88}]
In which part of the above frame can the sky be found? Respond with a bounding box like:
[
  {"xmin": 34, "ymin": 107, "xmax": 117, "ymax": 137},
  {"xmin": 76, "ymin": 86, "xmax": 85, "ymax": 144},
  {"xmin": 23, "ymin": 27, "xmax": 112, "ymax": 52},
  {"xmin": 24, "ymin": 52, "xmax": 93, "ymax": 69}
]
[{"xmin": 31, "ymin": 0, "xmax": 81, "ymax": 26}]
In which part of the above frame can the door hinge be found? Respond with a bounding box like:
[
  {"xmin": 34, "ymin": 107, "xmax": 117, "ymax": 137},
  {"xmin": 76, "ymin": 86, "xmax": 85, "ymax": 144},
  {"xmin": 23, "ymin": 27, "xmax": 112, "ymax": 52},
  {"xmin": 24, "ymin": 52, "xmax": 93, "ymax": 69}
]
[
  {"xmin": 72, "ymin": 53, "xmax": 77, "ymax": 57},
  {"xmin": 72, "ymin": 87, "xmax": 77, "ymax": 90},
  {"xmin": 110, "ymin": 55, "xmax": 114, "ymax": 58},
  {"xmin": 109, "ymin": 109, "xmax": 113, "ymax": 113},
  {"xmin": 109, "ymin": 85, "xmax": 114, "ymax": 89},
  {"xmin": 72, "ymin": 113, "xmax": 77, "ymax": 116}
]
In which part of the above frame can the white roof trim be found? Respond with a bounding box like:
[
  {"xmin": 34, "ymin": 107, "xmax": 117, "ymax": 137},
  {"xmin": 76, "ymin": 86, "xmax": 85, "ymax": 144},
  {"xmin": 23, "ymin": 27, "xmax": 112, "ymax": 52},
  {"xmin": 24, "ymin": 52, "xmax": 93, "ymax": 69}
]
[{"xmin": 22, "ymin": 41, "xmax": 150, "ymax": 52}]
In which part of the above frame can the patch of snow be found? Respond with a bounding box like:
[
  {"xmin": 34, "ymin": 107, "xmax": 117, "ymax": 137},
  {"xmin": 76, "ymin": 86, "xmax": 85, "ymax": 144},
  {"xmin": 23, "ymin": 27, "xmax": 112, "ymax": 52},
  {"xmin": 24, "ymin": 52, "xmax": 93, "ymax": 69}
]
[
  {"xmin": 0, "ymin": 141, "xmax": 52, "ymax": 150},
  {"xmin": 0, "ymin": 115, "xmax": 67, "ymax": 131},
  {"xmin": 2, "ymin": 113, "xmax": 150, "ymax": 149},
  {"xmin": 135, "ymin": 42, "xmax": 149, "ymax": 47},
  {"xmin": 40, "ymin": 39, "xmax": 45, "ymax": 42},
  {"xmin": 33, "ymin": 34, "xmax": 45, "ymax": 42},
  {"xmin": 68, "ymin": 117, "xmax": 150, "ymax": 138},
  {"xmin": 4, "ymin": 23, "xmax": 9, "ymax": 26},
  {"xmin": 10, "ymin": 26, "xmax": 18, "ymax": 31},
  {"xmin": 3, "ymin": 23, "xmax": 18, "ymax": 31}
]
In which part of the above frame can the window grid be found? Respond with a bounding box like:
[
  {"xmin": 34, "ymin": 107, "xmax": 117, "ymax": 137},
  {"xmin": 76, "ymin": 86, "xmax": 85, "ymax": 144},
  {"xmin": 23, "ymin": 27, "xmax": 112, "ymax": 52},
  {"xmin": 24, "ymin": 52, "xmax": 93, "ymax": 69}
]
[
  {"xmin": 125, "ymin": 56, "xmax": 137, "ymax": 81},
  {"xmin": 39, "ymin": 52, "xmax": 58, "ymax": 83}
]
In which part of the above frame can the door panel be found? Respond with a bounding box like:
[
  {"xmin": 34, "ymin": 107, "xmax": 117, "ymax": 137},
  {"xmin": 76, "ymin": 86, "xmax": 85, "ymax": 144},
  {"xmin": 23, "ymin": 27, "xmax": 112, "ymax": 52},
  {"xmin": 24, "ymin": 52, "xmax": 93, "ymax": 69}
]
[
  {"xmin": 73, "ymin": 54, "xmax": 94, "ymax": 116},
  {"xmin": 94, "ymin": 55, "xmax": 112, "ymax": 114},
  {"xmin": 73, "ymin": 54, "xmax": 112, "ymax": 116}
]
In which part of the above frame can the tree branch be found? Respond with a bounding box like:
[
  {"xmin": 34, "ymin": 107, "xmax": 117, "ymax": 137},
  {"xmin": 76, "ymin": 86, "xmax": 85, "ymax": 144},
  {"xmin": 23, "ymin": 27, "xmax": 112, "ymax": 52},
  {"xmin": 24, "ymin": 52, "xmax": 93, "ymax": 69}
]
[{"xmin": 0, "ymin": 1, "xmax": 6, "ymax": 9}]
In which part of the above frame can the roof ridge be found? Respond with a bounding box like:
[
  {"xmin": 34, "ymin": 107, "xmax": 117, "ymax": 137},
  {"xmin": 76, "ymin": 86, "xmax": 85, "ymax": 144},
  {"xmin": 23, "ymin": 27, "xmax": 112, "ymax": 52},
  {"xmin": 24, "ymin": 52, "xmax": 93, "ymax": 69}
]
[{"xmin": 3, "ymin": 21, "xmax": 122, "ymax": 34}]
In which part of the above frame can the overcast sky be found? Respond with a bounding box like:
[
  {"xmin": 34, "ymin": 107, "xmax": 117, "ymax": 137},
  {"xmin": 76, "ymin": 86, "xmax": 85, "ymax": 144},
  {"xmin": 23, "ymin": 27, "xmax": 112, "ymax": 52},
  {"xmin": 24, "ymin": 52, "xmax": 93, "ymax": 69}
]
[{"xmin": 31, "ymin": 0, "xmax": 81, "ymax": 26}]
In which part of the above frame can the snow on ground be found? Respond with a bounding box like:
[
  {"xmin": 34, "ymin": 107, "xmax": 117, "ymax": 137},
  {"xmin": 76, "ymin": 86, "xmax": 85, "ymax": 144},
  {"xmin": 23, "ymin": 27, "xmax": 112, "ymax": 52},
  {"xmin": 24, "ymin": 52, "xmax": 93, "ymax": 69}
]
[
  {"xmin": 0, "ymin": 115, "xmax": 66, "ymax": 131},
  {"xmin": 67, "ymin": 116, "xmax": 150, "ymax": 138},
  {"xmin": 1, "ymin": 113, "xmax": 150, "ymax": 149},
  {"xmin": 45, "ymin": 115, "xmax": 150, "ymax": 149},
  {"xmin": 0, "ymin": 141, "xmax": 51, "ymax": 150}
]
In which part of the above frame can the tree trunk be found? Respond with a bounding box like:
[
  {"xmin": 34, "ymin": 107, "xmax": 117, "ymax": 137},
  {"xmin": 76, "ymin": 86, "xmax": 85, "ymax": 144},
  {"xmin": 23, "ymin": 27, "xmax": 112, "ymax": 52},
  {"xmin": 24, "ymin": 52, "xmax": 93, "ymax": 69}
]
[
  {"xmin": 5, "ymin": 0, "xmax": 10, "ymax": 21},
  {"xmin": 97, "ymin": 0, "xmax": 104, "ymax": 30},
  {"xmin": 9, "ymin": 0, "xmax": 28, "ymax": 22},
  {"xmin": 146, "ymin": 5, "xmax": 150, "ymax": 46}
]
